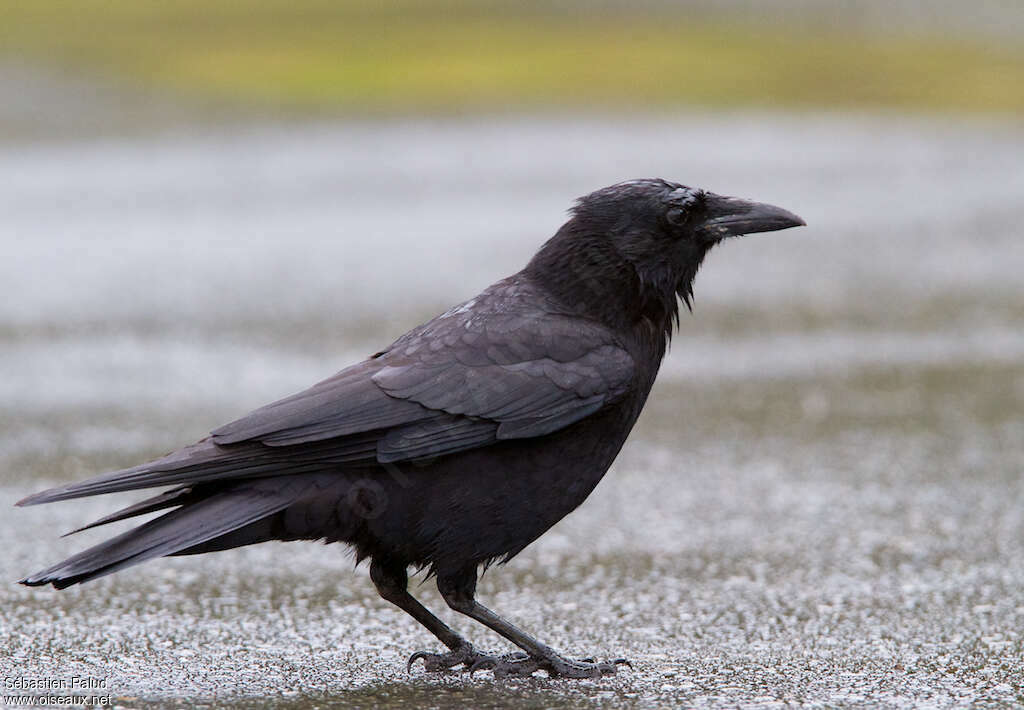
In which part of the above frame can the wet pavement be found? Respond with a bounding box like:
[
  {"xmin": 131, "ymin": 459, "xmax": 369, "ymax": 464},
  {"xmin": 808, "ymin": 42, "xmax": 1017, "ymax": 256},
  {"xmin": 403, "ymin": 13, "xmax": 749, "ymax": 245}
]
[{"xmin": 2, "ymin": 112, "xmax": 1023, "ymax": 707}]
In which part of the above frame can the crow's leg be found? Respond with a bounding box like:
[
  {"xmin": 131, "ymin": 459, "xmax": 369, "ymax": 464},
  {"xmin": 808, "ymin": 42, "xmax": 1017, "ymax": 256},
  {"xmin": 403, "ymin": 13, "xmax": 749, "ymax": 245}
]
[
  {"xmin": 435, "ymin": 566, "xmax": 630, "ymax": 679},
  {"xmin": 370, "ymin": 558, "xmax": 498, "ymax": 673}
]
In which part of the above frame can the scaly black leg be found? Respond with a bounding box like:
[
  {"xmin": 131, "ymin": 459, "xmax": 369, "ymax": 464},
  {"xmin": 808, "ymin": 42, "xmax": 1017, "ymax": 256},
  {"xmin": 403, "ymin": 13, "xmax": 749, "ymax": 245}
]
[
  {"xmin": 435, "ymin": 565, "xmax": 631, "ymax": 679},
  {"xmin": 371, "ymin": 558, "xmax": 534, "ymax": 673},
  {"xmin": 369, "ymin": 558, "xmax": 470, "ymax": 670}
]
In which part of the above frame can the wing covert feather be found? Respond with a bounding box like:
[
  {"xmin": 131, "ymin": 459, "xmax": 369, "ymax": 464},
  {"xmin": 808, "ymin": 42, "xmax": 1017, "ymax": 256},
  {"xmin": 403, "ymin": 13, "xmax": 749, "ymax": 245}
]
[
  {"xmin": 212, "ymin": 281, "xmax": 635, "ymax": 461},
  {"xmin": 373, "ymin": 314, "xmax": 634, "ymax": 441}
]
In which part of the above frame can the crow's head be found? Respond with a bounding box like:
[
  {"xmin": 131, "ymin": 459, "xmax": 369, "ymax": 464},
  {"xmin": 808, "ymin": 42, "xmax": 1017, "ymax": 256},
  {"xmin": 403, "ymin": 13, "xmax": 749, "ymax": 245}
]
[
  {"xmin": 528, "ymin": 179, "xmax": 805, "ymax": 334},
  {"xmin": 571, "ymin": 178, "xmax": 804, "ymax": 293}
]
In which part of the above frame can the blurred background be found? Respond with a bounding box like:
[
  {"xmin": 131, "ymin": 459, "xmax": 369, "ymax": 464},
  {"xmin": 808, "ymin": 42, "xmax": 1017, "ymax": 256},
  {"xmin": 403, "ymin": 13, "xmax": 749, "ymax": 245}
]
[{"xmin": 2, "ymin": 2, "xmax": 1023, "ymax": 707}]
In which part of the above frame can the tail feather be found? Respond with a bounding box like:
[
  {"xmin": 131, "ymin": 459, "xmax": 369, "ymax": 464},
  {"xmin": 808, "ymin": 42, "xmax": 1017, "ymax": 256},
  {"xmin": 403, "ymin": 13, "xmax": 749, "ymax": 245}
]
[
  {"xmin": 20, "ymin": 475, "xmax": 324, "ymax": 589},
  {"xmin": 62, "ymin": 487, "xmax": 196, "ymax": 536}
]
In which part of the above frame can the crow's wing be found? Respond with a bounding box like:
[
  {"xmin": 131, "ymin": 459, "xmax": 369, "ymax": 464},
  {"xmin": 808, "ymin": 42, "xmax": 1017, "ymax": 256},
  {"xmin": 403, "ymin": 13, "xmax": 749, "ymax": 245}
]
[
  {"xmin": 20, "ymin": 295, "xmax": 634, "ymax": 507},
  {"xmin": 210, "ymin": 360, "xmax": 426, "ymax": 446},
  {"xmin": 16, "ymin": 434, "xmax": 383, "ymax": 505},
  {"xmin": 212, "ymin": 306, "xmax": 635, "ymax": 460}
]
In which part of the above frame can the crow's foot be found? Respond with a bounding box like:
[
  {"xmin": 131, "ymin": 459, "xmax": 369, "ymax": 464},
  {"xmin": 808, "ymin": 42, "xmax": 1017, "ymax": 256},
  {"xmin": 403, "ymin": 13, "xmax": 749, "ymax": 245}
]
[
  {"xmin": 408, "ymin": 645, "xmax": 630, "ymax": 679},
  {"xmin": 470, "ymin": 653, "xmax": 631, "ymax": 679},
  {"xmin": 407, "ymin": 645, "xmax": 524, "ymax": 674}
]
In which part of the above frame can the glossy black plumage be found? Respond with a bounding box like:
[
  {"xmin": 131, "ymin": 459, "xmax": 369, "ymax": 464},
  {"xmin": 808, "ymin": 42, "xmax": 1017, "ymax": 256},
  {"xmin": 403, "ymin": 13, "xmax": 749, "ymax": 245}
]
[{"xmin": 18, "ymin": 179, "xmax": 804, "ymax": 678}]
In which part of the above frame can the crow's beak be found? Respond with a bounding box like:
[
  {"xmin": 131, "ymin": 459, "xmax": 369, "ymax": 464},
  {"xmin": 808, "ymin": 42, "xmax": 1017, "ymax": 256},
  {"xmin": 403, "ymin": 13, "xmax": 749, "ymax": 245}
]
[{"xmin": 698, "ymin": 193, "xmax": 805, "ymax": 241}]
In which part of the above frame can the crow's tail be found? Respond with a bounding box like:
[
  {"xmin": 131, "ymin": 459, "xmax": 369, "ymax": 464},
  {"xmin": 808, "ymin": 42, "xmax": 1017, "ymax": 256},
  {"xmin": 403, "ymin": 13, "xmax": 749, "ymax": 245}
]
[{"xmin": 20, "ymin": 475, "xmax": 326, "ymax": 589}]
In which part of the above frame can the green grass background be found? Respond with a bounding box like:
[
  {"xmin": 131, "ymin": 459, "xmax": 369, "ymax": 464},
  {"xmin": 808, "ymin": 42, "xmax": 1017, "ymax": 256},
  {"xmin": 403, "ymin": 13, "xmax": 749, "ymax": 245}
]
[{"xmin": 2, "ymin": 0, "xmax": 1023, "ymax": 113}]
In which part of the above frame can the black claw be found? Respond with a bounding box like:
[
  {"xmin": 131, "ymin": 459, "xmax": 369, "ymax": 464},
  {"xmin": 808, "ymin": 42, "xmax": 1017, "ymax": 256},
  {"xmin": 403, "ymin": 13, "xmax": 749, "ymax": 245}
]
[
  {"xmin": 407, "ymin": 646, "xmax": 478, "ymax": 674},
  {"xmin": 407, "ymin": 650, "xmax": 430, "ymax": 673}
]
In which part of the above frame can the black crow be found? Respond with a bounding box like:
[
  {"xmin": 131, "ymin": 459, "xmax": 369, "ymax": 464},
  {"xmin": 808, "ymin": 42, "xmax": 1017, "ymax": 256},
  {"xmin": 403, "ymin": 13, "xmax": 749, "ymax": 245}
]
[{"xmin": 18, "ymin": 179, "xmax": 804, "ymax": 678}]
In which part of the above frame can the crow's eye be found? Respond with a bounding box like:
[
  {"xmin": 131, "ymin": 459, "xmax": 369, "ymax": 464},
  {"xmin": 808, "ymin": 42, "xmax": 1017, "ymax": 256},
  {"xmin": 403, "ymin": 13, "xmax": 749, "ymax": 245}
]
[{"xmin": 666, "ymin": 207, "xmax": 687, "ymax": 227}]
